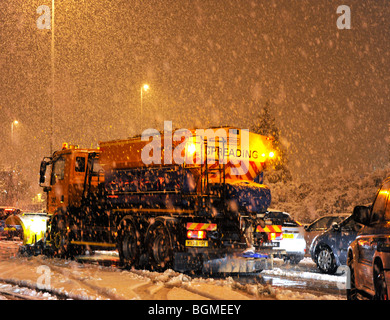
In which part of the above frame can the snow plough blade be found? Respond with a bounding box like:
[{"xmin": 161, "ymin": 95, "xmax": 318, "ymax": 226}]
[
  {"xmin": 202, "ymin": 252, "xmax": 277, "ymax": 274},
  {"xmin": 7, "ymin": 213, "xmax": 49, "ymax": 254}
]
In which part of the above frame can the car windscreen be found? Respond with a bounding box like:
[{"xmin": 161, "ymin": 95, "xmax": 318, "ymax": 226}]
[
  {"xmin": 265, "ymin": 212, "xmax": 299, "ymax": 227},
  {"xmin": 313, "ymin": 216, "xmax": 348, "ymax": 230}
]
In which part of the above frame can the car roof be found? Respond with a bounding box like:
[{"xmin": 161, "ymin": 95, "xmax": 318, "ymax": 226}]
[
  {"xmin": 266, "ymin": 209, "xmax": 290, "ymax": 215},
  {"xmin": 320, "ymin": 213, "xmax": 350, "ymax": 217},
  {"xmin": 310, "ymin": 213, "xmax": 350, "ymax": 224}
]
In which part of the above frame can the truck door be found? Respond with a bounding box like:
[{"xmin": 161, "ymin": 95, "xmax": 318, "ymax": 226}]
[
  {"xmin": 69, "ymin": 155, "xmax": 87, "ymax": 208},
  {"xmin": 48, "ymin": 156, "xmax": 67, "ymax": 214}
]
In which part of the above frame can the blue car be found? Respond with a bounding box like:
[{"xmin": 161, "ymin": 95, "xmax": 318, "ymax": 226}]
[
  {"xmin": 310, "ymin": 214, "xmax": 363, "ymax": 274},
  {"xmin": 0, "ymin": 219, "xmax": 23, "ymax": 240}
]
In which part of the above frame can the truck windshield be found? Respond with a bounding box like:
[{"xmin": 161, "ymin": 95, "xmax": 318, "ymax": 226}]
[
  {"xmin": 50, "ymin": 157, "xmax": 65, "ymax": 185},
  {"xmin": 90, "ymin": 158, "xmax": 104, "ymax": 176}
]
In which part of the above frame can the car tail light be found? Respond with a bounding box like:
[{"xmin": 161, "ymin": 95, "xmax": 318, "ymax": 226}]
[
  {"xmin": 268, "ymin": 232, "xmax": 283, "ymax": 241},
  {"xmin": 187, "ymin": 230, "xmax": 207, "ymax": 240}
]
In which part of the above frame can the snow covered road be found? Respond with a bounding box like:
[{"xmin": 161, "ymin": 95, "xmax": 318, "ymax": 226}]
[{"xmin": 0, "ymin": 241, "xmax": 346, "ymax": 300}]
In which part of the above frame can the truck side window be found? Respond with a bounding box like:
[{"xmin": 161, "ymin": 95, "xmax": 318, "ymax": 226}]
[
  {"xmin": 50, "ymin": 157, "xmax": 65, "ymax": 185},
  {"xmin": 371, "ymin": 181, "xmax": 390, "ymax": 224},
  {"xmin": 75, "ymin": 157, "xmax": 86, "ymax": 172}
]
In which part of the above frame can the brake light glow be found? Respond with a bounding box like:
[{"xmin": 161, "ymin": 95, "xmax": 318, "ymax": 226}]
[
  {"xmin": 268, "ymin": 232, "xmax": 283, "ymax": 241},
  {"xmin": 187, "ymin": 230, "xmax": 206, "ymax": 240}
]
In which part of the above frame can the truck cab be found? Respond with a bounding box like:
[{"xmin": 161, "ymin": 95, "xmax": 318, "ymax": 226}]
[{"xmin": 39, "ymin": 144, "xmax": 102, "ymax": 215}]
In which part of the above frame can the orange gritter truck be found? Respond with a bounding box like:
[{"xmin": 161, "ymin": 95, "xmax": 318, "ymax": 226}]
[{"xmin": 33, "ymin": 127, "xmax": 284, "ymax": 273}]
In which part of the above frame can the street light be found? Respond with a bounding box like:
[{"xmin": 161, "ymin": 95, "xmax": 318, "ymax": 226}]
[
  {"xmin": 140, "ymin": 84, "xmax": 150, "ymax": 131},
  {"xmin": 11, "ymin": 120, "xmax": 19, "ymax": 142}
]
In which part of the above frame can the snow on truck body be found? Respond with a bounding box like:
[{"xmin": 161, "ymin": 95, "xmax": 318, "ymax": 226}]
[{"xmin": 35, "ymin": 127, "xmax": 280, "ymax": 272}]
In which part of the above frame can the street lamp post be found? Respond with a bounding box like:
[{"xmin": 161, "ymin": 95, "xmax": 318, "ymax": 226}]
[
  {"xmin": 36, "ymin": 1, "xmax": 55, "ymax": 154},
  {"xmin": 140, "ymin": 84, "xmax": 150, "ymax": 132},
  {"xmin": 50, "ymin": 0, "xmax": 55, "ymax": 155}
]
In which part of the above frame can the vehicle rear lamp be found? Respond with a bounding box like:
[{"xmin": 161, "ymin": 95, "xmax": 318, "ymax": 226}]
[
  {"xmin": 268, "ymin": 232, "xmax": 283, "ymax": 241},
  {"xmin": 187, "ymin": 230, "xmax": 206, "ymax": 240}
]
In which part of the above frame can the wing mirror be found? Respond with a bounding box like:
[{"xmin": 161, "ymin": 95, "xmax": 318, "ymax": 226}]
[
  {"xmin": 39, "ymin": 161, "xmax": 47, "ymax": 184},
  {"xmin": 332, "ymin": 223, "xmax": 341, "ymax": 231},
  {"xmin": 351, "ymin": 205, "xmax": 371, "ymax": 226}
]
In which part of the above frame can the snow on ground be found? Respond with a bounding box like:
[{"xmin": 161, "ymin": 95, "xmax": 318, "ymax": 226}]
[
  {"xmin": 263, "ymin": 258, "xmax": 347, "ymax": 285},
  {"xmin": 0, "ymin": 282, "xmax": 57, "ymax": 300},
  {"xmin": 0, "ymin": 243, "xmax": 344, "ymax": 300}
]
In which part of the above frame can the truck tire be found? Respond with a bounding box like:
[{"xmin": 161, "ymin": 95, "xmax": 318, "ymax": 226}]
[
  {"xmin": 118, "ymin": 220, "xmax": 140, "ymax": 268},
  {"xmin": 51, "ymin": 216, "xmax": 70, "ymax": 258},
  {"xmin": 147, "ymin": 222, "xmax": 173, "ymax": 271}
]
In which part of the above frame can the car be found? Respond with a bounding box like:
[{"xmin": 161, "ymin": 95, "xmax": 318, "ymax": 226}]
[
  {"xmin": 347, "ymin": 176, "xmax": 390, "ymax": 300},
  {"xmin": 310, "ymin": 214, "xmax": 363, "ymax": 274},
  {"xmin": 0, "ymin": 218, "xmax": 23, "ymax": 240},
  {"xmin": 0, "ymin": 220, "xmax": 5, "ymax": 234},
  {"xmin": 0, "ymin": 207, "xmax": 20, "ymax": 220},
  {"xmin": 264, "ymin": 210, "xmax": 306, "ymax": 264},
  {"xmin": 304, "ymin": 213, "xmax": 350, "ymax": 254}
]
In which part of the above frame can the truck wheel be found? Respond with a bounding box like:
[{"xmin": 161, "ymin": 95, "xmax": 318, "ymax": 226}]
[
  {"xmin": 118, "ymin": 222, "xmax": 139, "ymax": 268},
  {"xmin": 148, "ymin": 223, "xmax": 173, "ymax": 271},
  {"xmin": 51, "ymin": 217, "xmax": 70, "ymax": 257}
]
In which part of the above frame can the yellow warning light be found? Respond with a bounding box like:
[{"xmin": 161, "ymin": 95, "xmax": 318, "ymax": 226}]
[
  {"xmin": 186, "ymin": 143, "xmax": 196, "ymax": 155},
  {"xmin": 62, "ymin": 142, "xmax": 69, "ymax": 150}
]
